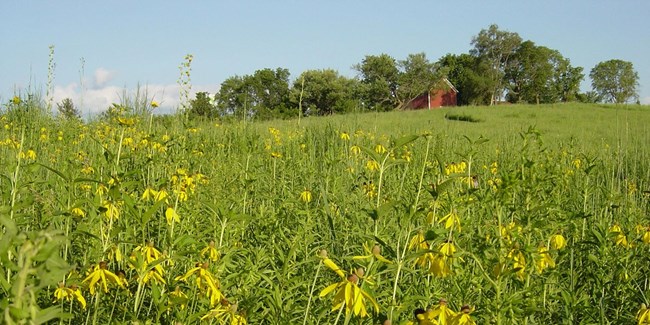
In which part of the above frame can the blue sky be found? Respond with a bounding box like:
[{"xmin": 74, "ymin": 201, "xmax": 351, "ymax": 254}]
[{"xmin": 1, "ymin": 1, "xmax": 649, "ymax": 114}]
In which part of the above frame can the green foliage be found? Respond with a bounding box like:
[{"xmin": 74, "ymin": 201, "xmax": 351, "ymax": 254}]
[
  {"xmin": 470, "ymin": 24, "xmax": 523, "ymax": 105},
  {"xmin": 1, "ymin": 103, "xmax": 649, "ymax": 324},
  {"xmin": 589, "ymin": 59, "xmax": 640, "ymax": 104},
  {"xmin": 354, "ymin": 54, "xmax": 400, "ymax": 111},
  {"xmin": 216, "ymin": 68, "xmax": 292, "ymax": 120},
  {"xmin": 56, "ymin": 98, "xmax": 81, "ymax": 120},
  {"xmin": 290, "ymin": 69, "xmax": 359, "ymax": 116},
  {"xmin": 437, "ymin": 53, "xmax": 492, "ymax": 105},
  {"xmin": 188, "ymin": 92, "xmax": 217, "ymax": 119},
  {"xmin": 505, "ymin": 41, "xmax": 584, "ymax": 104}
]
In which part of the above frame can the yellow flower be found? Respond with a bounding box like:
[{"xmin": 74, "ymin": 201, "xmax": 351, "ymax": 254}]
[
  {"xmin": 350, "ymin": 145, "xmax": 361, "ymax": 155},
  {"xmin": 202, "ymin": 302, "xmax": 247, "ymax": 324},
  {"xmin": 374, "ymin": 144, "xmax": 387, "ymax": 154},
  {"xmin": 609, "ymin": 224, "xmax": 631, "ymax": 248},
  {"xmin": 340, "ymin": 132, "xmax": 350, "ymax": 140},
  {"xmin": 428, "ymin": 299, "xmax": 457, "ymax": 325},
  {"xmin": 365, "ymin": 159, "xmax": 380, "ymax": 172},
  {"xmin": 133, "ymin": 242, "xmax": 163, "ymax": 264},
  {"xmin": 352, "ymin": 243, "xmax": 392, "ymax": 264},
  {"xmin": 507, "ymin": 249, "xmax": 526, "ymax": 280},
  {"xmin": 450, "ymin": 305, "xmax": 476, "ymax": 325},
  {"xmin": 116, "ymin": 117, "xmax": 135, "ymax": 126},
  {"xmin": 175, "ymin": 262, "xmax": 224, "ymax": 306},
  {"xmin": 635, "ymin": 225, "xmax": 650, "ymax": 245},
  {"xmin": 300, "ymin": 189, "xmax": 312, "ymax": 203},
  {"xmin": 71, "ymin": 207, "xmax": 85, "ymax": 218},
  {"xmin": 408, "ymin": 231, "xmax": 429, "ymax": 251},
  {"xmin": 319, "ymin": 250, "xmax": 379, "ymax": 317},
  {"xmin": 439, "ymin": 211, "xmax": 461, "ymax": 232},
  {"xmin": 151, "ymin": 100, "xmax": 159, "ymax": 108},
  {"xmin": 439, "ymin": 241, "xmax": 457, "ymax": 258},
  {"xmin": 18, "ymin": 149, "xmax": 37, "ymax": 161},
  {"xmin": 53, "ymin": 283, "xmax": 87, "ymax": 309},
  {"xmin": 319, "ymin": 272, "xmax": 379, "ymax": 318},
  {"xmin": 142, "ymin": 187, "xmax": 158, "ymax": 201},
  {"xmin": 81, "ymin": 165, "xmax": 95, "ymax": 175},
  {"xmin": 637, "ymin": 303, "xmax": 650, "ymax": 324},
  {"xmin": 102, "ymin": 201, "xmax": 120, "ymax": 221},
  {"xmin": 534, "ymin": 246, "xmax": 555, "ymax": 274},
  {"xmin": 549, "ymin": 234, "xmax": 566, "ymax": 250},
  {"xmin": 165, "ymin": 207, "xmax": 180, "ymax": 225},
  {"xmin": 12, "ymin": 96, "xmax": 21, "ymax": 105},
  {"xmin": 429, "ymin": 254, "xmax": 452, "ymax": 278},
  {"xmin": 168, "ymin": 286, "xmax": 188, "ymax": 310},
  {"xmin": 200, "ymin": 241, "xmax": 220, "ymax": 262},
  {"xmin": 82, "ymin": 261, "xmax": 126, "ymax": 295}
]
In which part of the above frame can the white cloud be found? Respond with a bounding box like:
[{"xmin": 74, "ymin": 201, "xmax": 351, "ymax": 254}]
[
  {"xmin": 641, "ymin": 96, "xmax": 650, "ymax": 105},
  {"xmin": 93, "ymin": 68, "xmax": 116, "ymax": 88},
  {"xmin": 52, "ymin": 83, "xmax": 220, "ymax": 117}
]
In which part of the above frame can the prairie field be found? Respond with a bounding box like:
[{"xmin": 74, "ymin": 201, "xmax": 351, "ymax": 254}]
[{"xmin": 1, "ymin": 102, "xmax": 650, "ymax": 324}]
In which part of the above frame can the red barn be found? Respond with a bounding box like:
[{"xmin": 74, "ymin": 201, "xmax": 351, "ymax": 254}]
[{"xmin": 406, "ymin": 78, "xmax": 458, "ymax": 109}]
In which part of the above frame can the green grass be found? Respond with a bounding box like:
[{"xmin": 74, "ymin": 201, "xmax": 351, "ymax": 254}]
[{"xmin": 1, "ymin": 102, "xmax": 649, "ymax": 324}]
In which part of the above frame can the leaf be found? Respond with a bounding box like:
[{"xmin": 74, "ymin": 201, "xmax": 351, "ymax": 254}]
[
  {"xmin": 392, "ymin": 134, "xmax": 419, "ymax": 149},
  {"xmin": 34, "ymin": 306, "xmax": 69, "ymax": 324},
  {"xmin": 358, "ymin": 145, "xmax": 381, "ymax": 164},
  {"xmin": 142, "ymin": 199, "xmax": 166, "ymax": 225},
  {"xmin": 37, "ymin": 163, "xmax": 69, "ymax": 183}
]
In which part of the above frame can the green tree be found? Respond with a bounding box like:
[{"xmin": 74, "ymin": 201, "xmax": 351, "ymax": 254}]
[
  {"xmin": 56, "ymin": 97, "xmax": 81, "ymax": 120},
  {"xmin": 396, "ymin": 53, "xmax": 440, "ymax": 109},
  {"xmin": 189, "ymin": 92, "xmax": 217, "ymax": 118},
  {"xmin": 505, "ymin": 41, "xmax": 584, "ymax": 104},
  {"xmin": 215, "ymin": 68, "xmax": 291, "ymax": 120},
  {"xmin": 470, "ymin": 24, "xmax": 522, "ymax": 105},
  {"xmin": 246, "ymin": 68, "xmax": 291, "ymax": 119},
  {"xmin": 216, "ymin": 75, "xmax": 249, "ymax": 118},
  {"xmin": 437, "ymin": 53, "xmax": 491, "ymax": 105},
  {"xmin": 589, "ymin": 59, "xmax": 639, "ymax": 103},
  {"xmin": 354, "ymin": 54, "xmax": 400, "ymax": 111},
  {"xmin": 290, "ymin": 69, "xmax": 359, "ymax": 116}
]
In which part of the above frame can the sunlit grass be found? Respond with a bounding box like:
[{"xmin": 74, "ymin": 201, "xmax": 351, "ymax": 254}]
[{"xmin": 1, "ymin": 100, "xmax": 649, "ymax": 324}]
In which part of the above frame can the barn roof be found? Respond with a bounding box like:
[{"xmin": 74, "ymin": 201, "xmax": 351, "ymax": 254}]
[{"xmin": 438, "ymin": 78, "xmax": 459, "ymax": 94}]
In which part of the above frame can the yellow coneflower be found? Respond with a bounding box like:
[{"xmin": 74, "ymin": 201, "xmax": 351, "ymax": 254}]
[
  {"xmin": 549, "ymin": 234, "xmax": 567, "ymax": 250},
  {"xmin": 165, "ymin": 207, "xmax": 180, "ymax": 225},
  {"xmin": 352, "ymin": 243, "xmax": 392, "ymax": 264},
  {"xmin": 175, "ymin": 262, "xmax": 224, "ymax": 306},
  {"xmin": 439, "ymin": 211, "xmax": 461, "ymax": 232},
  {"xmin": 507, "ymin": 249, "xmax": 526, "ymax": 281},
  {"xmin": 151, "ymin": 100, "xmax": 159, "ymax": 108},
  {"xmin": 168, "ymin": 286, "xmax": 188, "ymax": 310},
  {"xmin": 366, "ymin": 159, "xmax": 380, "ymax": 172},
  {"xmin": 374, "ymin": 144, "xmax": 387, "ymax": 154},
  {"xmin": 71, "ymin": 207, "xmax": 86, "ymax": 218},
  {"xmin": 637, "ymin": 303, "xmax": 650, "ymax": 324},
  {"xmin": 428, "ymin": 299, "xmax": 457, "ymax": 325},
  {"xmin": 534, "ymin": 246, "xmax": 555, "ymax": 274},
  {"xmin": 340, "ymin": 132, "xmax": 350, "ymax": 140},
  {"xmin": 300, "ymin": 189, "xmax": 312, "ymax": 203},
  {"xmin": 350, "ymin": 145, "xmax": 361, "ymax": 155},
  {"xmin": 450, "ymin": 305, "xmax": 476, "ymax": 325},
  {"xmin": 53, "ymin": 283, "xmax": 86, "ymax": 309},
  {"xmin": 200, "ymin": 241, "xmax": 220, "ymax": 262},
  {"xmin": 319, "ymin": 268, "xmax": 379, "ymax": 318},
  {"xmin": 82, "ymin": 261, "xmax": 126, "ymax": 295}
]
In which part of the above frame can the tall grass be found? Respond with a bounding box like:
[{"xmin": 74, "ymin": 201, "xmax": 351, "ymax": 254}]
[{"xmin": 0, "ymin": 99, "xmax": 649, "ymax": 324}]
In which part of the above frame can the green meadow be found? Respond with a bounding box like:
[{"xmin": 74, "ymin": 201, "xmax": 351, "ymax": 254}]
[{"xmin": 1, "ymin": 102, "xmax": 649, "ymax": 324}]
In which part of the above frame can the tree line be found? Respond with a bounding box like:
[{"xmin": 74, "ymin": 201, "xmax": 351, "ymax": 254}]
[{"xmin": 185, "ymin": 24, "xmax": 640, "ymax": 120}]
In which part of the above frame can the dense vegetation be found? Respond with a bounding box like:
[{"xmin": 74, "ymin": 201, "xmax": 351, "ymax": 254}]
[
  {"xmin": 1, "ymin": 97, "xmax": 649, "ymax": 324},
  {"xmin": 177, "ymin": 24, "xmax": 640, "ymax": 121}
]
